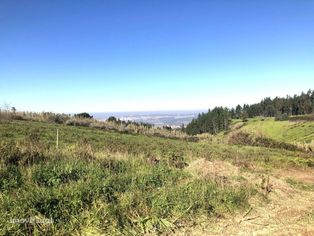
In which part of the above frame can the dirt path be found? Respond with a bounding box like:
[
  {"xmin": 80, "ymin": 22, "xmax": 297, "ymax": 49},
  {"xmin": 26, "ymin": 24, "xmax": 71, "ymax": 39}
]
[{"xmin": 176, "ymin": 159, "xmax": 314, "ymax": 235}]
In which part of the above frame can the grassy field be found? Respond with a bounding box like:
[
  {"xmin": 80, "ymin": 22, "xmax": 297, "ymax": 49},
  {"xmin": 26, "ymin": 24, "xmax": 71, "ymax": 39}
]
[
  {"xmin": 239, "ymin": 117, "xmax": 314, "ymax": 144},
  {"xmin": 0, "ymin": 120, "xmax": 313, "ymax": 235}
]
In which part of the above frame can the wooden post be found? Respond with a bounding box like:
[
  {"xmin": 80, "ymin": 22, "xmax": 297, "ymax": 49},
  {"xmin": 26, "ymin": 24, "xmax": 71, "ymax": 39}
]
[{"xmin": 56, "ymin": 129, "xmax": 59, "ymax": 149}]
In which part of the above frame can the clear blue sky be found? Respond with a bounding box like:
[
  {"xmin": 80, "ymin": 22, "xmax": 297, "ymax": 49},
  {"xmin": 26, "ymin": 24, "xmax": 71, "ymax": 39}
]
[{"xmin": 0, "ymin": 0, "xmax": 313, "ymax": 113}]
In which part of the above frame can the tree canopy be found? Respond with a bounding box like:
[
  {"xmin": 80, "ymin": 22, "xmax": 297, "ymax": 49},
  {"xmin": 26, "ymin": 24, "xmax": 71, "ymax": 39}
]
[
  {"xmin": 74, "ymin": 112, "xmax": 93, "ymax": 119},
  {"xmin": 186, "ymin": 107, "xmax": 230, "ymax": 135},
  {"xmin": 231, "ymin": 89, "xmax": 314, "ymax": 119},
  {"xmin": 187, "ymin": 89, "xmax": 314, "ymax": 135}
]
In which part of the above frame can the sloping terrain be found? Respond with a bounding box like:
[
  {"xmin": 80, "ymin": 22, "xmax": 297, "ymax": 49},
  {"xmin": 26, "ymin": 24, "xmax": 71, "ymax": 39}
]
[
  {"xmin": 180, "ymin": 159, "xmax": 314, "ymax": 235},
  {"xmin": 239, "ymin": 117, "xmax": 314, "ymax": 144},
  {"xmin": 0, "ymin": 120, "xmax": 313, "ymax": 235}
]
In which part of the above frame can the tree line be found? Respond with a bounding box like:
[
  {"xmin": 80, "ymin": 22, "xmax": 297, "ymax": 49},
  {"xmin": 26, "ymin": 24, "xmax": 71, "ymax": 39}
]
[
  {"xmin": 230, "ymin": 89, "xmax": 314, "ymax": 119},
  {"xmin": 186, "ymin": 89, "xmax": 314, "ymax": 135},
  {"xmin": 186, "ymin": 107, "xmax": 230, "ymax": 135}
]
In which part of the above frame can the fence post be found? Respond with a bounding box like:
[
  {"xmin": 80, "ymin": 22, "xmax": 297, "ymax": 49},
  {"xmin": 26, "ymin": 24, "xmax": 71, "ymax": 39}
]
[{"xmin": 56, "ymin": 129, "xmax": 59, "ymax": 149}]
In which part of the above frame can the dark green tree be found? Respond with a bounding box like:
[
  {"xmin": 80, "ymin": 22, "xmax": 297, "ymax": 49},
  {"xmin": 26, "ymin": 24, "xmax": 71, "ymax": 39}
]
[{"xmin": 74, "ymin": 112, "xmax": 93, "ymax": 119}]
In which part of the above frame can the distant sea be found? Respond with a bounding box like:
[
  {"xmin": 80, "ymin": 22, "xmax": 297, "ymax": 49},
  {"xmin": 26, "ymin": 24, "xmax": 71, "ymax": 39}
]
[{"xmin": 91, "ymin": 110, "xmax": 205, "ymax": 128}]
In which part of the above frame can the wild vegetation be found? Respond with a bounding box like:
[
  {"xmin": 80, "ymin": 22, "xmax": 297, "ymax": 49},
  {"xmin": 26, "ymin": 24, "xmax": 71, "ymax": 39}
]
[
  {"xmin": 0, "ymin": 109, "xmax": 188, "ymax": 140},
  {"xmin": 185, "ymin": 107, "xmax": 230, "ymax": 135},
  {"xmin": 0, "ymin": 116, "xmax": 313, "ymax": 235},
  {"xmin": 230, "ymin": 89, "xmax": 314, "ymax": 118},
  {"xmin": 0, "ymin": 90, "xmax": 314, "ymax": 235},
  {"xmin": 186, "ymin": 89, "xmax": 314, "ymax": 135}
]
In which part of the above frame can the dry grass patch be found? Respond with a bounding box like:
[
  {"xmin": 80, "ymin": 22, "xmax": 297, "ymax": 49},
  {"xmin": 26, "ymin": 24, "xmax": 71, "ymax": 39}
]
[
  {"xmin": 278, "ymin": 168, "xmax": 314, "ymax": 184},
  {"xmin": 186, "ymin": 158, "xmax": 239, "ymax": 180},
  {"xmin": 181, "ymin": 162, "xmax": 314, "ymax": 235}
]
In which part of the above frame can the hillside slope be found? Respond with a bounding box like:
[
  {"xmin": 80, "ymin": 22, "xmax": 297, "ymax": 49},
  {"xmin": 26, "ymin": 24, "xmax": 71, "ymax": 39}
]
[
  {"xmin": 237, "ymin": 117, "xmax": 314, "ymax": 144},
  {"xmin": 0, "ymin": 120, "xmax": 313, "ymax": 235}
]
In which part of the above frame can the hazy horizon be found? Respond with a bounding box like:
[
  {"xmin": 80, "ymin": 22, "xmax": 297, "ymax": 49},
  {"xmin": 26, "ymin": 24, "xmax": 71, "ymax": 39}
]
[{"xmin": 1, "ymin": 89, "xmax": 312, "ymax": 114}]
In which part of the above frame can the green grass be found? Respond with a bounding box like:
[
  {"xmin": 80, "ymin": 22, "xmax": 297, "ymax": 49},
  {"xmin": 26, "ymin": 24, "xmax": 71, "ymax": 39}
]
[
  {"xmin": 239, "ymin": 117, "xmax": 314, "ymax": 143},
  {"xmin": 285, "ymin": 178, "xmax": 314, "ymax": 191},
  {"xmin": 0, "ymin": 120, "xmax": 313, "ymax": 235},
  {"xmin": 1, "ymin": 120, "xmax": 313, "ymax": 168}
]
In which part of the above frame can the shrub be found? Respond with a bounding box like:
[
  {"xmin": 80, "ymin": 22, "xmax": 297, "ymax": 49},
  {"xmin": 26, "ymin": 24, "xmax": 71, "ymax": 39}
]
[
  {"xmin": 275, "ymin": 113, "xmax": 289, "ymax": 121},
  {"xmin": 107, "ymin": 116, "xmax": 118, "ymax": 122},
  {"xmin": 288, "ymin": 114, "xmax": 314, "ymax": 121},
  {"xmin": 227, "ymin": 131, "xmax": 300, "ymax": 151},
  {"xmin": 74, "ymin": 112, "xmax": 93, "ymax": 119},
  {"xmin": 41, "ymin": 112, "xmax": 70, "ymax": 124},
  {"xmin": 65, "ymin": 118, "xmax": 92, "ymax": 127}
]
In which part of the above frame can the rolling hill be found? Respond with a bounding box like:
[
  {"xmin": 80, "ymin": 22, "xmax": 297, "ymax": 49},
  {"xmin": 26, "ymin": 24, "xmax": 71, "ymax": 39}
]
[{"xmin": 0, "ymin": 119, "xmax": 313, "ymax": 235}]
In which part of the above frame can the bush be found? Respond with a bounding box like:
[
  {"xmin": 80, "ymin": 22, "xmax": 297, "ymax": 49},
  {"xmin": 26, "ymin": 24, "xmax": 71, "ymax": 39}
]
[
  {"xmin": 275, "ymin": 113, "xmax": 289, "ymax": 121},
  {"xmin": 227, "ymin": 131, "xmax": 300, "ymax": 151},
  {"xmin": 74, "ymin": 112, "xmax": 93, "ymax": 119},
  {"xmin": 65, "ymin": 118, "xmax": 92, "ymax": 127},
  {"xmin": 287, "ymin": 114, "xmax": 314, "ymax": 121},
  {"xmin": 42, "ymin": 112, "xmax": 70, "ymax": 124}
]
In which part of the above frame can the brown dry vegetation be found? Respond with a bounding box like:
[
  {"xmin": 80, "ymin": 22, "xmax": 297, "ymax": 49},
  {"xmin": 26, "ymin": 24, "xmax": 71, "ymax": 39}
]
[{"xmin": 178, "ymin": 159, "xmax": 314, "ymax": 235}]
